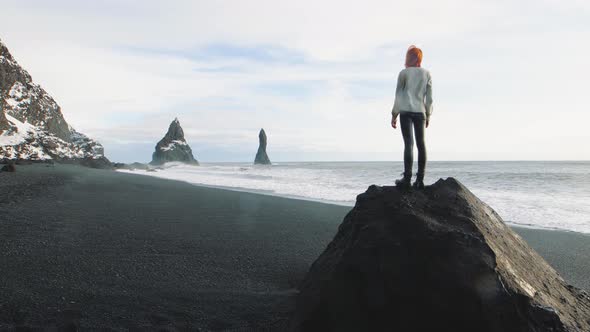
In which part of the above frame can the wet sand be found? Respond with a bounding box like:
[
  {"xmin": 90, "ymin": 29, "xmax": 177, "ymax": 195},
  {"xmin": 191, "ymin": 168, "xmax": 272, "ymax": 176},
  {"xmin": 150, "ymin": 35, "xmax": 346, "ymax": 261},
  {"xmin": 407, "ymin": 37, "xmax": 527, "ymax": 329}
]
[{"xmin": 0, "ymin": 164, "xmax": 588, "ymax": 330}]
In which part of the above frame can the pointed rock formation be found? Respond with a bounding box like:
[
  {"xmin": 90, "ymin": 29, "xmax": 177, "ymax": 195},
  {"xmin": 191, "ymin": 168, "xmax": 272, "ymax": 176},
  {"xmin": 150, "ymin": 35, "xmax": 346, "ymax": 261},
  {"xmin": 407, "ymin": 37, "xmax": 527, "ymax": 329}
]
[
  {"xmin": 254, "ymin": 128, "xmax": 271, "ymax": 165},
  {"xmin": 291, "ymin": 178, "xmax": 590, "ymax": 332},
  {"xmin": 151, "ymin": 118, "xmax": 198, "ymax": 165},
  {"xmin": 0, "ymin": 38, "xmax": 107, "ymax": 165}
]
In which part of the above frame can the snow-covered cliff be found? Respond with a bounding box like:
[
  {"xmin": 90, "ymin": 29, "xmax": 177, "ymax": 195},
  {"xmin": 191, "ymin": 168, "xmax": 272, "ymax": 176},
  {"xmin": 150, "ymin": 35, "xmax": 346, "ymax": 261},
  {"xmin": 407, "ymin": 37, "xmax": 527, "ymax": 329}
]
[{"xmin": 0, "ymin": 38, "xmax": 107, "ymax": 164}]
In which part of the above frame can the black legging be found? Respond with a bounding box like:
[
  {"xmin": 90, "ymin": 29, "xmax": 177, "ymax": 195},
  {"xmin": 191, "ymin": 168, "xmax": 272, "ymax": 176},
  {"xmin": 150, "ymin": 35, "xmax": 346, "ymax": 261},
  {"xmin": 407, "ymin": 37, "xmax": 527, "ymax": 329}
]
[{"xmin": 400, "ymin": 112, "xmax": 426, "ymax": 178}]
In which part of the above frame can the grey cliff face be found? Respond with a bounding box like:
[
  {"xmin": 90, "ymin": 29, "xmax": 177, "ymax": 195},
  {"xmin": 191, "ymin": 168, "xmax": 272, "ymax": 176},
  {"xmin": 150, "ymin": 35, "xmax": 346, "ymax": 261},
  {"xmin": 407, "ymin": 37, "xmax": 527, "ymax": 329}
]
[
  {"xmin": 0, "ymin": 107, "xmax": 9, "ymax": 132},
  {"xmin": 290, "ymin": 178, "xmax": 590, "ymax": 332},
  {"xmin": 254, "ymin": 128, "xmax": 271, "ymax": 165},
  {"xmin": 0, "ymin": 38, "xmax": 106, "ymax": 164},
  {"xmin": 151, "ymin": 118, "xmax": 198, "ymax": 165}
]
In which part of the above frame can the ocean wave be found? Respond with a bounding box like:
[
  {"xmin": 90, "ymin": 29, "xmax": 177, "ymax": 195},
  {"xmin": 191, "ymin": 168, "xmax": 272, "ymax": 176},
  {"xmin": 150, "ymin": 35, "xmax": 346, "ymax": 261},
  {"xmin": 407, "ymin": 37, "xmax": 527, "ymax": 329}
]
[{"xmin": 119, "ymin": 161, "xmax": 590, "ymax": 234}]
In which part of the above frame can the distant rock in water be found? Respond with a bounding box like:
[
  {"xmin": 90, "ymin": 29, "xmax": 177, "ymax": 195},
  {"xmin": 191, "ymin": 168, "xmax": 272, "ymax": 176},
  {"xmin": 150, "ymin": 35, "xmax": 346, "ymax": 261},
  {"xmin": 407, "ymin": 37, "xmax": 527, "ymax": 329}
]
[
  {"xmin": 113, "ymin": 162, "xmax": 150, "ymax": 171},
  {"xmin": 0, "ymin": 38, "xmax": 107, "ymax": 166},
  {"xmin": 254, "ymin": 128, "xmax": 271, "ymax": 165},
  {"xmin": 151, "ymin": 118, "xmax": 198, "ymax": 165},
  {"xmin": 291, "ymin": 178, "xmax": 590, "ymax": 332}
]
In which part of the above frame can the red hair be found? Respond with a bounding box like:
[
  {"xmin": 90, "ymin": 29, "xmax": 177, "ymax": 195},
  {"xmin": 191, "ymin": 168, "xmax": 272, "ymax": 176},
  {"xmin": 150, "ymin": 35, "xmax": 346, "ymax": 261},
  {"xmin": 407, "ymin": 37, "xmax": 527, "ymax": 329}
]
[{"xmin": 405, "ymin": 45, "xmax": 423, "ymax": 68}]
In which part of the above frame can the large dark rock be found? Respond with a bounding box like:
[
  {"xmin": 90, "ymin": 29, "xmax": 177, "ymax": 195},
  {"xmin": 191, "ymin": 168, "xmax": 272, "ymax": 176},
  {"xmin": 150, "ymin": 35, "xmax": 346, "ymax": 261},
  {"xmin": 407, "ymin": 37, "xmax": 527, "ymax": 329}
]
[
  {"xmin": 291, "ymin": 178, "xmax": 590, "ymax": 332},
  {"xmin": 77, "ymin": 156, "xmax": 113, "ymax": 169},
  {"xmin": 0, "ymin": 38, "xmax": 107, "ymax": 163},
  {"xmin": 151, "ymin": 118, "xmax": 198, "ymax": 165},
  {"xmin": 254, "ymin": 128, "xmax": 271, "ymax": 165}
]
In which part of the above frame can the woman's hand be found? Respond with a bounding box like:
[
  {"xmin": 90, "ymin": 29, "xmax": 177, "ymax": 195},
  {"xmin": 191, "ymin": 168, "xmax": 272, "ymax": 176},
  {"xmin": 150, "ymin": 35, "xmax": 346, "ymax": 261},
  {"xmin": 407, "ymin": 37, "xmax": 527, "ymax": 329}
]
[
  {"xmin": 391, "ymin": 116, "xmax": 398, "ymax": 129},
  {"xmin": 426, "ymin": 118, "xmax": 430, "ymax": 128}
]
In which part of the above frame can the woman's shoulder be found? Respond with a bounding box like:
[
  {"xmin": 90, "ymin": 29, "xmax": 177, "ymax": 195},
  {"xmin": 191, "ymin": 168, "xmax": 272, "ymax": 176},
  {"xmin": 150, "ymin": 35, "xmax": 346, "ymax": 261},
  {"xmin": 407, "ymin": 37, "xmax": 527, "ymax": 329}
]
[
  {"xmin": 419, "ymin": 67, "xmax": 432, "ymax": 76},
  {"xmin": 410, "ymin": 67, "xmax": 432, "ymax": 78},
  {"xmin": 401, "ymin": 67, "xmax": 430, "ymax": 77}
]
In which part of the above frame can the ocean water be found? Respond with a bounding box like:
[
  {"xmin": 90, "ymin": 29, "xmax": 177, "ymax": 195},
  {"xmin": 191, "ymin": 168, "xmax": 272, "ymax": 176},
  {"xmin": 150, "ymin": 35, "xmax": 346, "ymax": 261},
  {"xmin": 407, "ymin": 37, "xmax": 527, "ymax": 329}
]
[{"xmin": 119, "ymin": 161, "xmax": 590, "ymax": 234}]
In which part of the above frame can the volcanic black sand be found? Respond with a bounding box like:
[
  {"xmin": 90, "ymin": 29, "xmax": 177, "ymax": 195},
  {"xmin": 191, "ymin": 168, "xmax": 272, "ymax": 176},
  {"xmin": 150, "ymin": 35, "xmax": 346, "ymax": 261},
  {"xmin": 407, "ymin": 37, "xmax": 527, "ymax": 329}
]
[{"xmin": 1, "ymin": 164, "xmax": 589, "ymax": 330}]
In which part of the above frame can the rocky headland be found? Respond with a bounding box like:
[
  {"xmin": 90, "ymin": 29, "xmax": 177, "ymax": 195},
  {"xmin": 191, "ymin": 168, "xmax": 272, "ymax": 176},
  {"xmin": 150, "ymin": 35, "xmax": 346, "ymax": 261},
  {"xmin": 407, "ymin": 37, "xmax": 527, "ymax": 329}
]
[{"xmin": 0, "ymin": 38, "xmax": 107, "ymax": 167}]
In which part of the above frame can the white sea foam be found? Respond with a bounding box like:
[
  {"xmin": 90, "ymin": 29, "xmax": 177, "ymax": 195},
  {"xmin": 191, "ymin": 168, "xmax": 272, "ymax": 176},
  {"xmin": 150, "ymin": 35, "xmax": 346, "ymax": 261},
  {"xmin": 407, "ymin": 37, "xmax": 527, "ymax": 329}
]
[{"xmin": 119, "ymin": 161, "xmax": 590, "ymax": 234}]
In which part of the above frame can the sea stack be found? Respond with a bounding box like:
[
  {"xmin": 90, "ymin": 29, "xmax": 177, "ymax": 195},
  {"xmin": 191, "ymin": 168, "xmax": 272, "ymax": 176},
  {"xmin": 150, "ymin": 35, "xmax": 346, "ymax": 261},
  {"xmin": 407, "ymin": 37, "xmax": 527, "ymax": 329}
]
[
  {"xmin": 151, "ymin": 118, "xmax": 198, "ymax": 165},
  {"xmin": 0, "ymin": 38, "xmax": 107, "ymax": 165},
  {"xmin": 290, "ymin": 178, "xmax": 590, "ymax": 332},
  {"xmin": 254, "ymin": 128, "xmax": 271, "ymax": 165}
]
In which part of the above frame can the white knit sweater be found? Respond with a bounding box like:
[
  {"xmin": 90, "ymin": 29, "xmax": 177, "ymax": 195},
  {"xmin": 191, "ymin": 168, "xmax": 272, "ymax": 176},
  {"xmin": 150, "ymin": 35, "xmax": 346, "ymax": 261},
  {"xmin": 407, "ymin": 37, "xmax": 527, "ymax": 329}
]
[{"xmin": 391, "ymin": 67, "xmax": 433, "ymax": 119}]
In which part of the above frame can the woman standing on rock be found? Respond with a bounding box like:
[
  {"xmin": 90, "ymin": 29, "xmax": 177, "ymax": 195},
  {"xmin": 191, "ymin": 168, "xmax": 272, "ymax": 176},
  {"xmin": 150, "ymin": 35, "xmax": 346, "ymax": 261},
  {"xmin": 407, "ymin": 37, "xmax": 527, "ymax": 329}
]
[{"xmin": 391, "ymin": 45, "xmax": 433, "ymax": 189}]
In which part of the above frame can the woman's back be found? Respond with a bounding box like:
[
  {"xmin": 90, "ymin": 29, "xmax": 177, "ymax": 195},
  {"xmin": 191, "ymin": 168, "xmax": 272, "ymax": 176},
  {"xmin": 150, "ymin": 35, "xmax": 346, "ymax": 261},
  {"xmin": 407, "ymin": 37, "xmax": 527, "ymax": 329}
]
[{"xmin": 392, "ymin": 67, "xmax": 433, "ymax": 117}]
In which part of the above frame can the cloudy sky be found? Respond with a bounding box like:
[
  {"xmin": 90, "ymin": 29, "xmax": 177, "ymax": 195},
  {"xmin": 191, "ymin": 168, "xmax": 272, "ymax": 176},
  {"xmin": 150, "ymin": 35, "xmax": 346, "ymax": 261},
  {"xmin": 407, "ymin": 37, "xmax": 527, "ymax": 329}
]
[{"xmin": 1, "ymin": 0, "xmax": 589, "ymax": 162}]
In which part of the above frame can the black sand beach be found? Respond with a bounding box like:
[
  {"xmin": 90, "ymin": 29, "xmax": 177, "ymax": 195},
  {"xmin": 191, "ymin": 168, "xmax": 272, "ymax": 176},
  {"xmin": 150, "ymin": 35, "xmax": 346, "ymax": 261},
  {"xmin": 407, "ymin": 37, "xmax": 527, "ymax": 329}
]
[{"xmin": 1, "ymin": 164, "xmax": 589, "ymax": 330}]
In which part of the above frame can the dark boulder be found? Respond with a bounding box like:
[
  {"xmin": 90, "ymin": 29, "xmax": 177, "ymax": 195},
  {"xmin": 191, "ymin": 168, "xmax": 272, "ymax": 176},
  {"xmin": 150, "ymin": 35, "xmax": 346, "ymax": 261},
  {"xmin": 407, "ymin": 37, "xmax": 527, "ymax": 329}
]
[
  {"xmin": 151, "ymin": 118, "xmax": 198, "ymax": 165},
  {"xmin": 113, "ymin": 162, "xmax": 149, "ymax": 170},
  {"xmin": 254, "ymin": 128, "xmax": 271, "ymax": 165},
  {"xmin": 291, "ymin": 178, "xmax": 590, "ymax": 332},
  {"xmin": 78, "ymin": 156, "xmax": 113, "ymax": 169},
  {"xmin": 112, "ymin": 162, "xmax": 127, "ymax": 169},
  {"xmin": 1, "ymin": 162, "xmax": 16, "ymax": 172}
]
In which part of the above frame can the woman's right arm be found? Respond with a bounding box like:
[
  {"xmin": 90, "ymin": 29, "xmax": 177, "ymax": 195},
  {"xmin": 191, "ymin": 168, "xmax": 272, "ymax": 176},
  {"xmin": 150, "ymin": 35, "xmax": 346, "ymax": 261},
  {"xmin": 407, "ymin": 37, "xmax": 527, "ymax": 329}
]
[
  {"xmin": 391, "ymin": 70, "xmax": 405, "ymax": 125},
  {"xmin": 425, "ymin": 72, "xmax": 433, "ymax": 127}
]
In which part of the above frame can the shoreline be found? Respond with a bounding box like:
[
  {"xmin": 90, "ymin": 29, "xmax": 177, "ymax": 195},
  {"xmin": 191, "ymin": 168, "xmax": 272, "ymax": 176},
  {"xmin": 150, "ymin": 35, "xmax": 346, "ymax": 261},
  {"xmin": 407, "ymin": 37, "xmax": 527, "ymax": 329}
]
[
  {"xmin": 118, "ymin": 168, "xmax": 590, "ymax": 236},
  {"xmin": 116, "ymin": 168, "xmax": 357, "ymax": 208},
  {"xmin": 1, "ymin": 164, "xmax": 589, "ymax": 329}
]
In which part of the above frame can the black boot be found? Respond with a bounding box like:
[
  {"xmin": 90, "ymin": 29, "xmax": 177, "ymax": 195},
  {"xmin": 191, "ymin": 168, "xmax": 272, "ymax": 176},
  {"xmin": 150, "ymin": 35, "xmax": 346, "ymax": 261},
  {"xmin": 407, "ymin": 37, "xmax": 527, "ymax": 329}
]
[
  {"xmin": 413, "ymin": 172, "xmax": 425, "ymax": 189},
  {"xmin": 395, "ymin": 172, "xmax": 412, "ymax": 189}
]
